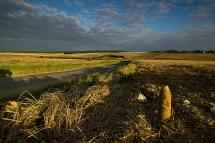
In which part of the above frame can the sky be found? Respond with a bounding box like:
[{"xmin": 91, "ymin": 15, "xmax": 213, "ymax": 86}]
[{"xmin": 0, "ymin": 0, "xmax": 215, "ymax": 51}]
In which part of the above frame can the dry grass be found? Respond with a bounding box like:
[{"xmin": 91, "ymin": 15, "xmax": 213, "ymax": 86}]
[
  {"xmin": 1, "ymin": 90, "xmax": 89, "ymax": 142},
  {"xmin": 0, "ymin": 79, "xmax": 113, "ymax": 143}
]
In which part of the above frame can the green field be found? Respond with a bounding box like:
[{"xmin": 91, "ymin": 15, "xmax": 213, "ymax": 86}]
[{"xmin": 0, "ymin": 53, "xmax": 119, "ymax": 77}]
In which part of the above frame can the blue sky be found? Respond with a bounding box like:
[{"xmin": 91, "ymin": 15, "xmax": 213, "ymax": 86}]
[{"xmin": 0, "ymin": 0, "xmax": 215, "ymax": 51}]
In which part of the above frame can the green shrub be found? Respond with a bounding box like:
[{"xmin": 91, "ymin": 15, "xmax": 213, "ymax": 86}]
[
  {"xmin": 96, "ymin": 73, "xmax": 113, "ymax": 83},
  {"xmin": 78, "ymin": 73, "xmax": 100, "ymax": 86},
  {"xmin": 79, "ymin": 72, "xmax": 113, "ymax": 86},
  {"xmin": 117, "ymin": 63, "xmax": 137, "ymax": 77}
]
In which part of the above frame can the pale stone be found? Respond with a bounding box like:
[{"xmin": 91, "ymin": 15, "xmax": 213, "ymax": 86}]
[
  {"xmin": 137, "ymin": 93, "xmax": 147, "ymax": 102},
  {"xmin": 183, "ymin": 99, "xmax": 191, "ymax": 106}
]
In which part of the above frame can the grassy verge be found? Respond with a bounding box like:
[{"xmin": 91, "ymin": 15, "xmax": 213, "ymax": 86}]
[{"xmin": 0, "ymin": 54, "xmax": 118, "ymax": 77}]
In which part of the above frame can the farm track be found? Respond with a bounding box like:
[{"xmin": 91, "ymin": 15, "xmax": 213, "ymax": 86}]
[{"xmin": 0, "ymin": 61, "xmax": 128, "ymax": 100}]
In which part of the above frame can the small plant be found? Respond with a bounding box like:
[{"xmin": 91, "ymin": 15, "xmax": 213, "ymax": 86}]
[
  {"xmin": 117, "ymin": 63, "xmax": 137, "ymax": 77},
  {"xmin": 78, "ymin": 74, "xmax": 98, "ymax": 86},
  {"xmin": 96, "ymin": 73, "xmax": 113, "ymax": 83},
  {"xmin": 78, "ymin": 72, "xmax": 113, "ymax": 86}
]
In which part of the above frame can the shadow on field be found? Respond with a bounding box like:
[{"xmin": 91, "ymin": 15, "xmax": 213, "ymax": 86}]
[
  {"xmin": 0, "ymin": 69, "xmax": 12, "ymax": 79},
  {"xmin": 137, "ymin": 64, "xmax": 215, "ymax": 100},
  {"xmin": 135, "ymin": 66, "xmax": 215, "ymax": 143},
  {"xmin": 77, "ymin": 66, "xmax": 215, "ymax": 143},
  {"xmin": 1, "ymin": 62, "xmax": 214, "ymax": 143},
  {"xmin": 0, "ymin": 76, "xmax": 66, "ymax": 101},
  {"xmin": 74, "ymin": 74, "xmax": 160, "ymax": 142}
]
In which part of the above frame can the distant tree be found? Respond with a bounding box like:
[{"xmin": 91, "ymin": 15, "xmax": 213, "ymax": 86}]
[
  {"xmin": 165, "ymin": 50, "xmax": 180, "ymax": 53},
  {"xmin": 206, "ymin": 50, "xmax": 215, "ymax": 54},
  {"xmin": 192, "ymin": 50, "xmax": 204, "ymax": 53}
]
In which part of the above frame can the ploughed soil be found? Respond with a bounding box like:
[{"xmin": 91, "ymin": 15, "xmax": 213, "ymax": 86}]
[{"xmin": 0, "ymin": 62, "xmax": 215, "ymax": 143}]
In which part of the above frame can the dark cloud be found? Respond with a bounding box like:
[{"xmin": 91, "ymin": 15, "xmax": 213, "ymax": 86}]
[
  {"xmin": 0, "ymin": 0, "xmax": 215, "ymax": 51},
  {"xmin": 121, "ymin": 25, "xmax": 215, "ymax": 51},
  {"xmin": 0, "ymin": 0, "xmax": 34, "ymax": 15},
  {"xmin": 0, "ymin": 1, "xmax": 87, "ymax": 41}
]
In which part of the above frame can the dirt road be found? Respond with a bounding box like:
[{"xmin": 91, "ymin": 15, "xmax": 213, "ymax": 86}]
[{"xmin": 0, "ymin": 61, "xmax": 128, "ymax": 100}]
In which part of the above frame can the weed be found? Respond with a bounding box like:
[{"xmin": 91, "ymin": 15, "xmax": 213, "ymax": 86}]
[
  {"xmin": 78, "ymin": 74, "xmax": 98, "ymax": 86},
  {"xmin": 78, "ymin": 72, "xmax": 113, "ymax": 86},
  {"xmin": 117, "ymin": 63, "xmax": 137, "ymax": 77}
]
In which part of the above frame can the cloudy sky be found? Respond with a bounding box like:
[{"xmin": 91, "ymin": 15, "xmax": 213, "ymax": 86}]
[{"xmin": 0, "ymin": 0, "xmax": 215, "ymax": 51}]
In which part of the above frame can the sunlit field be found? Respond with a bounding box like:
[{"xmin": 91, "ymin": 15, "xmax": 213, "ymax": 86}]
[
  {"xmin": 0, "ymin": 53, "xmax": 119, "ymax": 77},
  {"xmin": 1, "ymin": 52, "xmax": 215, "ymax": 77}
]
